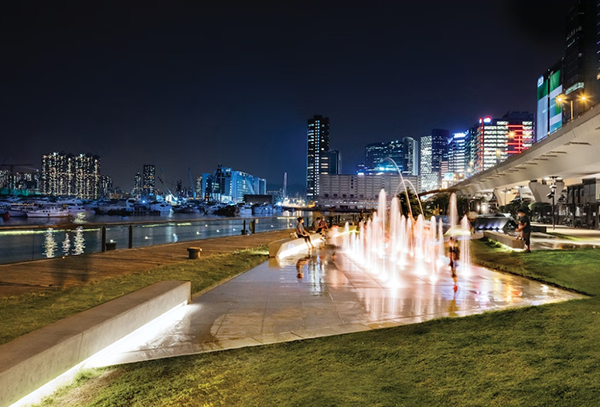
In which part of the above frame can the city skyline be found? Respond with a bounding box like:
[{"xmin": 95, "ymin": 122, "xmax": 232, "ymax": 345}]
[{"xmin": 1, "ymin": 1, "xmax": 574, "ymax": 190}]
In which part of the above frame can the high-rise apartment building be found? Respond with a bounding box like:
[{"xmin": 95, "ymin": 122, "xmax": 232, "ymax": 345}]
[
  {"xmin": 98, "ymin": 175, "xmax": 112, "ymax": 198},
  {"xmin": 306, "ymin": 115, "xmax": 330, "ymax": 200},
  {"xmin": 142, "ymin": 165, "xmax": 156, "ymax": 198},
  {"xmin": 73, "ymin": 153, "xmax": 100, "ymax": 200},
  {"xmin": 41, "ymin": 152, "xmax": 101, "ymax": 199}
]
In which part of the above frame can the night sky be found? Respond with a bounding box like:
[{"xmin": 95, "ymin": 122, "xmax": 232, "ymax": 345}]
[{"xmin": 1, "ymin": 0, "xmax": 574, "ymax": 193}]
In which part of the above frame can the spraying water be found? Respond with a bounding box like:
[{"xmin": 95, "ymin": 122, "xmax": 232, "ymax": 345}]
[{"xmin": 340, "ymin": 190, "xmax": 471, "ymax": 287}]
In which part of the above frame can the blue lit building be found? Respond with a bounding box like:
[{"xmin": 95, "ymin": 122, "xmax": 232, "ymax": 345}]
[{"xmin": 201, "ymin": 165, "xmax": 267, "ymax": 203}]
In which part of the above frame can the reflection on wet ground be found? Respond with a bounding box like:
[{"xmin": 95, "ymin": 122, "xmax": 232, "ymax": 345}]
[{"xmin": 91, "ymin": 251, "xmax": 585, "ymax": 367}]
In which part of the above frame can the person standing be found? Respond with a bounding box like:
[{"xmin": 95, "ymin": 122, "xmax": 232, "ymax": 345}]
[
  {"xmin": 295, "ymin": 217, "xmax": 315, "ymax": 249},
  {"xmin": 447, "ymin": 236, "xmax": 459, "ymax": 292},
  {"xmin": 517, "ymin": 209, "xmax": 532, "ymax": 253}
]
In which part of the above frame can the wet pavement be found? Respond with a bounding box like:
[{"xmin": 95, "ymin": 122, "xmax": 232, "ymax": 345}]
[{"xmin": 90, "ymin": 251, "xmax": 586, "ymax": 367}]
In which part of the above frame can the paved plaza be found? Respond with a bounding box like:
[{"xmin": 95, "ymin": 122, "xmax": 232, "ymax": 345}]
[{"xmin": 91, "ymin": 250, "xmax": 585, "ymax": 368}]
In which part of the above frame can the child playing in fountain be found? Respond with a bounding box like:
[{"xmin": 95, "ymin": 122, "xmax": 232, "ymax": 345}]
[{"xmin": 447, "ymin": 237, "xmax": 459, "ymax": 291}]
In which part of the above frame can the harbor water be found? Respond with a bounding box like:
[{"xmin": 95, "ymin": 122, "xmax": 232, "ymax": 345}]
[{"xmin": 0, "ymin": 212, "xmax": 325, "ymax": 265}]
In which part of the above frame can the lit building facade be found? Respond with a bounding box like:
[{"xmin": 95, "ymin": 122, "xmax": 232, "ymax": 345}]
[
  {"xmin": 536, "ymin": 61, "xmax": 564, "ymax": 141},
  {"xmin": 142, "ymin": 164, "xmax": 156, "ymax": 198},
  {"xmin": 419, "ymin": 135, "xmax": 434, "ymax": 192},
  {"xmin": 316, "ymin": 173, "xmax": 419, "ymax": 210},
  {"xmin": 364, "ymin": 140, "xmax": 403, "ymax": 172},
  {"xmin": 306, "ymin": 115, "xmax": 330, "ymax": 200},
  {"xmin": 73, "ymin": 153, "xmax": 100, "ymax": 200},
  {"xmin": 563, "ymin": 1, "xmax": 600, "ymax": 119},
  {"xmin": 403, "ymin": 137, "xmax": 419, "ymax": 176},
  {"xmin": 41, "ymin": 152, "xmax": 101, "ymax": 199},
  {"xmin": 132, "ymin": 172, "xmax": 142, "ymax": 196},
  {"xmin": 472, "ymin": 112, "xmax": 534, "ymax": 175},
  {"xmin": 419, "ymin": 129, "xmax": 448, "ymax": 192},
  {"xmin": 202, "ymin": 165, "xmax": 267, "ymax": 203},
  {"xmin": 448, "ymin": 132, "xmax": 467, "ymax": 175},
  {"xmin": 321, "ymin": 149, "xmax": 341, "ymax": 175},
  {"xmin": 98, "ymin": 175, "xmax": 112, "ymax": 198}
]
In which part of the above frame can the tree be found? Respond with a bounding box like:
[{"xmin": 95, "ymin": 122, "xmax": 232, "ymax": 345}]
[{"xmin": 398, "ymin": 188, "xmax": 425, "ymax": 218}]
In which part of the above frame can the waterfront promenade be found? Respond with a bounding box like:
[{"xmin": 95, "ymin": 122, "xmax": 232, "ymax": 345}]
[{"xmin": 0, "ymin": 230, "xmax": 290, "ymax": 297}]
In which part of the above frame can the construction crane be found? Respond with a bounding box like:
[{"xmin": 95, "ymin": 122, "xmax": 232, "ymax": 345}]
[
  {"xmin": 157, "ymin": 167, "xmax": 174, "ymax": 198},
  {"xmin": 188, "ymin": 167, "xmax": 196, "ymax": 199}
]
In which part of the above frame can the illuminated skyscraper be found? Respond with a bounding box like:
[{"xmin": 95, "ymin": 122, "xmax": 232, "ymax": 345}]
[
  {"xmin": 419, "ymin": 135, "xmax": 435, "ymax": 192},
  {"xmin": 402, "ymin": 137, "xmax": 419, "ymax": 176},
  {"xmin": 306, "ymin": 115, "xmax": 330, "ymax": 200},
  {"xmin": 142, "ymin": 164, "xmax": 156, "ymax": 198},
  {"xmin": 419, "ymin": 130, "xmax": 448, "ymax": 192},
  {"xmin": 448, "ymin": 132, "xmax": 467, "ymax": 175}
]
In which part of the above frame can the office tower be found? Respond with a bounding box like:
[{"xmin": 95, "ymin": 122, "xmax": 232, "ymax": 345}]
[
  {"xmin": 563, "ymin": 1, "xmax": 599, "ymax": 119},
  {"xmin": 321, "ymin": 150, "xmax": 341, "ymax": 175},
  {"xmin": 448, "ymin": 132, "xmax": 467, "ymax": 175},
  {"xmin": 142, "ymin": 164, "xmax": 156, "ymax": 198},
  {"xmin": 536, "ymin": 60, "xmax": 564, "ymax": 141},
  {"xmin": 471, "ymin": 112, "xmax": 534, "ymax": 175},
  {"xmin": 306, "ymin": 115, "xmax": 330, "ymax": 200},
  {"xmin": 431, "ymin": 129, "xmax": 449, "ymax": 179},
  {"xmin": 419, "ymin": 135, "xmax": 435, "ymax": 192},
  {"xmin": 419, "ymin": 129, "xmax": 448, "ymax": 192},
  {"xmin": 402, "ymin": 137, "xmax": 419, "ymax": 176},
  {"xmin": 364, "ymin": 140, "xmax": 403, "ymax": 172}
]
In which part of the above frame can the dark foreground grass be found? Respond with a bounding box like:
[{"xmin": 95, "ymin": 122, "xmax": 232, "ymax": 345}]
[
  {"xmin": 0, "ymin": 247, "xmax": 268, "ymax": 345},
  {"xmin": 37, "ymin": 241, "xmax": 600, "ymax": 407}
]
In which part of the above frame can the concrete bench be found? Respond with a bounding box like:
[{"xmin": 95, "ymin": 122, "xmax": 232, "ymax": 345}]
[
  {"xmin": 483, "ymin": 231, "xmax": 526, "ymax": 249},
  {"xmin": 0, "ymin": 281, "xmax": 191, "ymax": 407},
  {"xmin": 268, "ymin": 233, "xmax": 323, "ymax": 258}
]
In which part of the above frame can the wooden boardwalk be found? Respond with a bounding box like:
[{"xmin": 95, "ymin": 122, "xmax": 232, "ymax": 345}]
[{"xmin": 0, "ymin": 230, "xmax": 290, "ymax": 297}]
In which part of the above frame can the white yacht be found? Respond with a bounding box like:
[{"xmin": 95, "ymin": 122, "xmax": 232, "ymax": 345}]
[
  {"xmin": 238, "ymin": 204, "xmax": 253, "ymax": 216},
  {"xmin": 252, "ymin": 204, "xmax": 274, "ymax": 215},
  {"xmin": 26, "ymin": 204, "xmax": 70, "ymax": 218},
  {"xmin": 150, "ymin": 202, "xmax": 172, "ymax": 214}
]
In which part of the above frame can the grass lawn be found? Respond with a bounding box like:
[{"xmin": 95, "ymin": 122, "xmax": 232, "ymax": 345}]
[
  {"xmin": 35, "ymin": 240, "xmax": 600, "ymax": 407},
  {"xmin": 0, "ymin": 247, "xmax": 268, "ymax": 346}
]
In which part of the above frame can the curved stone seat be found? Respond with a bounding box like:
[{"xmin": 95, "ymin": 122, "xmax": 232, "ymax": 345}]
[
  {"xmin": 0, "ymin": 281, "xmax": 191, "ymax": 407},
  {"xmin": 268, "ymin": 233, "xmax": 323, "ymax": 258},
  {"xmin": 484, "ymin": 231, "xmax": 526, "ymax": 249}
]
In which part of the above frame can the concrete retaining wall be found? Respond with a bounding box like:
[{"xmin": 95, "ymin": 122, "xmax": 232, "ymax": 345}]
[
  {"xmin": 0, "ymin": 281, "xmax": 191, "ymax": 407},
  {"xmin": 484, "ymin": 231, "xmax": 526, "ymax": 249},
  {"xmin": 268, "ymin": 233, "xmax": 323, "ymax": 258}
]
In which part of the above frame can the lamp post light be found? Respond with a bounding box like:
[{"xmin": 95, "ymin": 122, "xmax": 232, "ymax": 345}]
[
  {"xmin": 546, "ymin": 176, "xmax": 560, "ymax": 230},
  {"xmin": 557, "ymin": 94, "xmax": 588, "ymax": 122}
]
